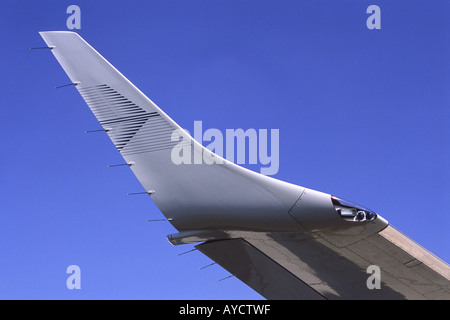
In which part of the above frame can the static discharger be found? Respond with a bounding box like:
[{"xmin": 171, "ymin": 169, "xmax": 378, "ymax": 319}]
[
  {"xmin": 217, "ymin": 275, "xmax": 235, "ymax": 282},
  {"xmin": 55, "ymin": 81, "xmax": 80, "ymax": 89},
  {"xmin": 199, "ymin": 262, "xmax": 217, "ymax": 270},
  {"xmin": 127, "ymin": 190, "xmax": 155, "ymax": 196},
  {"xmin": 178, "ymin": 248, "xmax": 197, "ymax": 256},
  {"xmin": 107, "ymin": 162, "xmax": 135, "ymax": 168},
  {"xmin": 146, "ymin": 218, "xmax": 173, "ymax": 222},
  {"xmin": 30, "ymin": 45, "xmax": 55, "ymax": 50},
  {"xmin": 85, "ymin": 128, "xmax": 111, "ymax": 133}
]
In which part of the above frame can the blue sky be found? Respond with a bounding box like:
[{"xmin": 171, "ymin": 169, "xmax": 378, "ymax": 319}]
[{"xmin": 0, "ymin": 1, "xmax": 448, "ymax": 299}]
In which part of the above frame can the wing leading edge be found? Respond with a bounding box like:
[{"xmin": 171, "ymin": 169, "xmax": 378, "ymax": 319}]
[{"xmin": 40, "ymin": 31, "xmax": 450, "ymax": 299}]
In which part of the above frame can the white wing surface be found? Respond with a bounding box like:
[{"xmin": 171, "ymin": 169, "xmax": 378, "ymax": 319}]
[{"xmin": 40, "ymin": 31, "xmax": 450, "ymax": 299}]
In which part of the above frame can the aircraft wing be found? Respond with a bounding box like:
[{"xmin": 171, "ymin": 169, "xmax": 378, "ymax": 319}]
[
  {"xmin": 39, "ymin": 31, "xmax": 450, "ymax": 300},
  {"xmin": 196, "ymin": 227, "xmax": 450, "ymax": 299}
]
